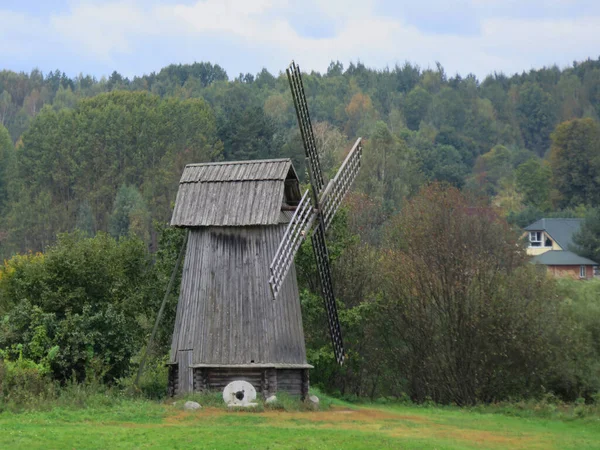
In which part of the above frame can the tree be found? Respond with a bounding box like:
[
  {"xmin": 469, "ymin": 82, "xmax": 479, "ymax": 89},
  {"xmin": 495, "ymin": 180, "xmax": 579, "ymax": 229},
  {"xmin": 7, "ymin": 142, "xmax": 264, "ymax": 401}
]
[
  {"xmin": 52, "ymin": 85, "xmax": 78, "ymax": 111},
  {"xmin": 403, "ymin": 87, "xmax": 432, "ymax": 130},
  {"xmin": 420, "ymin": 144, "xmax": 469, "ymax": 188},
  {"xmin": 312, "ymin": 122, "xmax": 347, "ymax": 176},
  {"xmin": 471, "ymin": 145, "xmax": 513, "ymax": 196},
  {"xmin": 344, "ymin": 92, "xmax": 377, "ymax": 136},
  {"xmin": 0, "ymin": 124, "xmax": 13, "ymax": 215},
  {"xmin": 379, "ymin": 184, "xmax": 562, "ymax": 404},
  {"xmin": 0, "ymin": 90, "xmax": 12, "ymax": 126},
  {"xmin": 549, "ymin": 118, "xmax": 600, "ymax": 207},
  {"xmin": 431, "ymin": 87, "xmax": 466, "ymax": 130},
  {"xmin": 357, "ymin": 121, "xmax": 421, "ymax": 211},
  {"xmin": 75, "ymin": 200, "xmax": 95, "ymax": 237},
  {"xmin": 217, "ymin": 106, "xmax": 279, "ymax": 161},
  {"xmin": 6, "ymin": 91, "xmax": 221, "ymax": 252},
  {"xmin": 516, "ymin": 82, "xmax": 557, "ymax": 156},
  {"xmin": 515, "ymin": 158, "xmax": 552, "ymax": 210},
  {"xmin": 0, "ymin": 233, "xmax": 153, "ymax": 383},
  {"xmin": 571, "ymin": 207, "xmax": 600, "ymax": 263},
  {"xmin": 109, "ymin": 184, "xmax": 150, "ymax": 241}
]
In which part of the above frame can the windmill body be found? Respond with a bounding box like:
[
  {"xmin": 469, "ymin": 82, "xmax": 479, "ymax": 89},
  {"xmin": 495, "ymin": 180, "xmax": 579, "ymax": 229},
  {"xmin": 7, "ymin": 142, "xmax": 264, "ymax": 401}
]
[
  {"xmin": 168, "ymin": 159, "xmax": 312, "ymax": 397},
  {"xmin": 167, "ymin": 62, "xmax": 363, "ymax": 398}
]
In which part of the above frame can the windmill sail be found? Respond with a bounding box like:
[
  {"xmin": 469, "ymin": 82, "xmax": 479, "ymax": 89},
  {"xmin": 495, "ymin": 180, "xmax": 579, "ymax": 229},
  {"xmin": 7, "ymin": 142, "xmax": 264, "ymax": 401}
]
[
  {"xmin": 272, "ymin": 60, "xmax": 356, "ymax": 367},
  {"xmin": 320, "ymin": 137, "xmax": 363, "ymax": 231},
  {"xmin": 287, "ymin": 61, "xmax": 324, "ymax": 196},
  {"xmin": 269, "ymin": 189, "xmax": 316, "ymax": 298}
]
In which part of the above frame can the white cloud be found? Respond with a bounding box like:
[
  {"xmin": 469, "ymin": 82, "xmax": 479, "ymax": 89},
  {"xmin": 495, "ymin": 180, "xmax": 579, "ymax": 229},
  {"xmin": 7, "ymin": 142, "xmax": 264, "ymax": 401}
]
[
  {"xmin": 1, "ymin": 0, "xmax": 598, "ymax": 79},
  {"xmin": 50, "ymin": 2, "xmax": 152, "ymax": 60}
]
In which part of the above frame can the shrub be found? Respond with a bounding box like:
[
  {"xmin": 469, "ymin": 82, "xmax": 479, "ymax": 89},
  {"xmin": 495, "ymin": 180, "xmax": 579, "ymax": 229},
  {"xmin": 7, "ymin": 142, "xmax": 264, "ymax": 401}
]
[
  {"xmin": 548, "ymin": 279, "xmax": 600, "ymax": 402},
  {"xmin": 0, "ymin": 232, "xmax": 154, "ymax": 383},
  {"xmin": 0, "ymin": 351, "xmax": 56, "ymax": 411},
  {"xmin": 378, "ymin": 184, "xmax": 565, "ymax": 405}
]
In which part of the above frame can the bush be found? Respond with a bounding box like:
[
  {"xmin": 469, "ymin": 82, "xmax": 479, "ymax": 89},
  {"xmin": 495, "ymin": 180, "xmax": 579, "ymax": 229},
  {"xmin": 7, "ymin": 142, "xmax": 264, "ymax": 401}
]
[
  {"xmin": 547, "ymin": 279, "xmax": 600, "ymax": 402},
  {"xmin": 0, "ymin": 352, "xmax": 56, "ymax": 411},
  {"xmin": 378, "ymin": 184, "xmax": 565, "ymax": 405},
  {"xmin": 0, "ymin": 232, "xmax": 155, "ymax": 384},
  {"xmin": 118, "ymin": 354, "xmax": 169, "ymax": 400}
]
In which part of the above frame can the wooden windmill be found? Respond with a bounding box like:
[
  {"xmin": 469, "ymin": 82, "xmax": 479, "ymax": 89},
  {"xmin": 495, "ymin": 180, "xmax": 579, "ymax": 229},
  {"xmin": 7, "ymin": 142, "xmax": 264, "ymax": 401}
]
[{"xmin": 167, "ymin": 62, "xmax": 362, "ymax": 398}]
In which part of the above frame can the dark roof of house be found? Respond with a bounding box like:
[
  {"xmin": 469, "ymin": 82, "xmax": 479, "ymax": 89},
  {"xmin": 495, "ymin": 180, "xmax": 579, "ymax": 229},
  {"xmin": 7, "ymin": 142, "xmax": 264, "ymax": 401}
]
[
  {"xmin": 531, "ymin": 250, "xmax": 597, "ymax": 266},
  {"xmin": 524, "ymin": 218, "xmax": 583, "ymax": 250},
  {"xmin": 171, "ymin": 159, "xmax": 302, "ymax": 227}
]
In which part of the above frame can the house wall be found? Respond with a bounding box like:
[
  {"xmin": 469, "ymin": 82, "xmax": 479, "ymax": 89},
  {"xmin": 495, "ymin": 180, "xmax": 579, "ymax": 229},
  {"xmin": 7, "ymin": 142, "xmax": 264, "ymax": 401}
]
[
  {"xmin": 528, "ymin": 247, "xmax": 552, "ymax": 256},
  {"xmin": 524, "ymin": 231, "xmax": 563, "ymax": 256},
  {"xmin": 548, "ymin": 264, "xmax": 594, "ymax": 280}
]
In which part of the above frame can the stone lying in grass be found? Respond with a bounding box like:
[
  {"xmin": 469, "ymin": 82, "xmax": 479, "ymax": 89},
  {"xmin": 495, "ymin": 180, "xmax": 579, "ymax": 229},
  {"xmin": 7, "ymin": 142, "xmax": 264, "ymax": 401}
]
[{"xmin": 184, "ymin": 401, "xmax": 201, "ymax": 411}]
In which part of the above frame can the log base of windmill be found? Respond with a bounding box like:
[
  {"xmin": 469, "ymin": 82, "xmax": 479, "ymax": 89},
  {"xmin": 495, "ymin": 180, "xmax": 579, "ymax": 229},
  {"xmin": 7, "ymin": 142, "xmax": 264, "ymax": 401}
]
[{"xmin": 167, "ymin": 364, "xmax": 311, "ymax": 400}]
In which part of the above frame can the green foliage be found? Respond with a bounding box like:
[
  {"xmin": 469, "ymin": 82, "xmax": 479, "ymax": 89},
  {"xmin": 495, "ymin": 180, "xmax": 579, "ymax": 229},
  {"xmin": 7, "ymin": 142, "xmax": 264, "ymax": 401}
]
[
  {"xmin": 516, "ymin": 82, "xmax": 557, "ymax": 156},
  {"xmin": 378, "ymin": 184, "xmax": 564, "ymax": 405},
  {"xmin": 109, "ymin": 184, "xmax": 150, "ymax": 241},
  {"xmin": 2, "ymin": 59, "xmax": 600, "ymax": 411},
  {"xmin": 420, "ymin": 144, "xmax": 469, "ymax": 187},
  {"xmin": 515, "ymin": 158, "xmax": 553, "ymax": 210},
  {"xmin": 75, "ymin": 200, "xmax": 95, "ymax": 237},
  {"xmin": 0, "ymin": 124, "xmax": 13, "ymax": 217},
  {"xmin": 550, "ymin": 118, "xmax": 600, "ymax": 207},
  {"xmin": 1, "ymin": 60, "xmax": 600, "ymax": 253},
  {"xmin": 403, "ymin": 86, "xmax": 432, "ymax": 130},
  {"xmin": 471, "ymin": 145, "xmax": 514, "ymax": 195},
  {"xmin": 217, "ymin": 105, "xmax": 281, "ymax": 161},
  {"xmin": 356, "ymin": 121, "xmax": 422, "ymax": 212},
  {"xmin": 551, "ymin": 279, "xmax": 600, "ymax": 401},
  {"xmin": 571, "ymin": 209, "xmax": 600, "ymax": 264},
  {"xmin": 3, "ymin": 91, "xmax": 222, "ymax": 255},
  {"xmin": 0, "ymin": 349, "xmax": 56, "ymax": 410},
  {"xmin": 0, "ymin": 232, "xmax": 154, "ymax": 383}
]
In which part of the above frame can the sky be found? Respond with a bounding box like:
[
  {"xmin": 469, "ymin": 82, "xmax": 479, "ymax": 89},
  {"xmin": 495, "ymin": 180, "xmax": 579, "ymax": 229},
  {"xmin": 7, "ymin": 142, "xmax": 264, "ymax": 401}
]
[{"xmin": 0, "ymin": 0, "xmax": 599, "ymax": 81}]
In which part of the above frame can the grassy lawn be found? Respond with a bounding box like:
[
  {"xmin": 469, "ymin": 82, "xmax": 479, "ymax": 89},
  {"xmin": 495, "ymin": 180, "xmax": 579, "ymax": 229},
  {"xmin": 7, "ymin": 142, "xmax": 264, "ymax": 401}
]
[{"xmin": 1, "ymin": 398, "xmax": 599, "ymax": 449}]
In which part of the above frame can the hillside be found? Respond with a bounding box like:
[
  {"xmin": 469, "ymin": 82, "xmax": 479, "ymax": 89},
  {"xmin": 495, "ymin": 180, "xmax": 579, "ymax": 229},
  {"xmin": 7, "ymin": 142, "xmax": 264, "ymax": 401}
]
[{"xmin": 1, "ymin": 58, "xmax": 600, "ymax": 255}]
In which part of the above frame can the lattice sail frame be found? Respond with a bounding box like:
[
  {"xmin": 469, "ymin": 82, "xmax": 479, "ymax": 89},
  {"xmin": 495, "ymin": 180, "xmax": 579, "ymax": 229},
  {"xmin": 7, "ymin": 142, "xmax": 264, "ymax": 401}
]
[
  {"xmin": 321, "ymin": 138, "xmax": 363, "ymax": 231},
  {"xmin": 268, "ymin": 138, "xmax": 363, "ymax": 299},
  {"xmin": 287, "ymin": 61, "xmax": 324, "ymax": 197},
  {"xmin": 269, "ymin": 190, "xmax": 316, "ymax": 298},
  {"xmin": 311, "ymin": 223, "xmax": 345, "ymax": 364}
]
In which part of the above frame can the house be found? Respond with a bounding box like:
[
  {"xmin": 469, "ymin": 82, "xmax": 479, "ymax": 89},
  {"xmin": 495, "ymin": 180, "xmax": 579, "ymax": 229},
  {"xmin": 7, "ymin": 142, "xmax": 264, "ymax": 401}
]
[{"xmin": 524, "ymin": 218, "xmax": 597, "ymax": 279}]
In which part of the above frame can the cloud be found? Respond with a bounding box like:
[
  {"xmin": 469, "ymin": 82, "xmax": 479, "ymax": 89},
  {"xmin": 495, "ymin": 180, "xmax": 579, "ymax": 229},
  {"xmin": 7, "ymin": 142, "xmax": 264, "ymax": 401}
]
[{"xmin": 1, "ymin": 0, "xmax": 599, "ymax": 79}]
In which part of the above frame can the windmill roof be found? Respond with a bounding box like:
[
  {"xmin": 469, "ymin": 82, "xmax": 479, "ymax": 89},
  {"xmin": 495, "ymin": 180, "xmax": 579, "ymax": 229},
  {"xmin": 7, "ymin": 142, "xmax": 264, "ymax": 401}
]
[
  {"xmin": 531, "ymin": 250, "xmax": 597, "ymax": 266},
  {"xmin": 171, "ymin": 159, "xmax": 301, "ymax": 227},
  {"xmin": 524, "ymin": 218, "xmax": 583, "ymax": 250},
  {"xmin": 181, "ymin": 158, "xmax": 297, "ymax": 183}
]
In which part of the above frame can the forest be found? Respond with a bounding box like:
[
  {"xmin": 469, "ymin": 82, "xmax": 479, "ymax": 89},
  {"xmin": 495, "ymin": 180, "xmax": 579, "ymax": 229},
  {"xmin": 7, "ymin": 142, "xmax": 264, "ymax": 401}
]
[{"xmin": 1, "ymin": 58, "xmax": 600, "ymax": 407}]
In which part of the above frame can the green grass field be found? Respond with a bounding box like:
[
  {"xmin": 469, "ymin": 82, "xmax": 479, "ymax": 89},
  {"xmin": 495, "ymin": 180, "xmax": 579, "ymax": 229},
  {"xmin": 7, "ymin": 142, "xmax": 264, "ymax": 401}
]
[{"xmin": 1, "ymin": 398, "xmax": 599, "ymax": 449}]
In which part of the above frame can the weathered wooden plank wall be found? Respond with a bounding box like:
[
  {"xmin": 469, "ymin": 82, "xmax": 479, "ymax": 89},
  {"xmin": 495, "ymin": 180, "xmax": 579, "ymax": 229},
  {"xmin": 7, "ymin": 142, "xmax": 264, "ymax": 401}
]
[
  {"xmin": 169, "ymin": 225, "xmax": 307, "ymax": 367},
  {"xmin": 177, "ymin": 350, "xmax": 193, "ymax": 394}
]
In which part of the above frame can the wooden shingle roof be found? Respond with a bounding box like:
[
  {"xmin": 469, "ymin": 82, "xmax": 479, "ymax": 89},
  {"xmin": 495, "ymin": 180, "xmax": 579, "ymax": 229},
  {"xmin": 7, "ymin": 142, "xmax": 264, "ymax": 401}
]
[{"xmin": 171, "ymin": 159, "xmax": 301, "ymax": 227}]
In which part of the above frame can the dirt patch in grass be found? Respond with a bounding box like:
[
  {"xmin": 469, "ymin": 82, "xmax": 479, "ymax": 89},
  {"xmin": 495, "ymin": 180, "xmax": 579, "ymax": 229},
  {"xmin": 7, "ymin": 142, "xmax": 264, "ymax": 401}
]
[
  {"xmin": 427, "ymin": 429, "xmax": 549, "ymax": 450},
  {"xmin": 162, "ymin": 405, "xmax": 406, "ymax": 424},
  {"xmin": 261, "ymin": 408, "xmax": 546, "ymax": 448},
  {"xmin": 120, "ymin": 405, "xmax": 552, "ymax": 449},
  {"xmin": 261, "ymin": 406, "xmax": 408, "ymax": 423}
]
